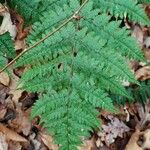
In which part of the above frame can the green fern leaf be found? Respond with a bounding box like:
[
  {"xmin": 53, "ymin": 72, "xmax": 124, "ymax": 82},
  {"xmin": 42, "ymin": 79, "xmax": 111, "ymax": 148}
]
[
  {"xmin": 7, "ymin": 0, "xmax": 148, "ymax": 149},
  {"xmin": 0, "ymin": 32, "xmax": 15, "ymax": 68},
  {"xmin": 138, "ymin": 0, "xmax": 150, "ymax": 4},
  {"xmin": 95, "ymin": 0, "xmax": 150, "ymax": 25}
]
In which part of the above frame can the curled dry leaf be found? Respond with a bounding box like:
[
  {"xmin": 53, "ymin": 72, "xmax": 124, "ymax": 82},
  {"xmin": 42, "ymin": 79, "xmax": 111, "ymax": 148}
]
[
  {"xmin": 40, "ymin": 133, "xmax": 58, "ymax": 150},
  {"xmin": 0, "ymin": 72, "xmax": 10, "ymax": 86},
  {"xmin": 0, "ymin": 4, "xmax": 17, "ymax": 39},
  {"xmin": 135, "ymin": 66, "xmax": 150, "ymax": 81},
  {"xmin": 0, "ymin": 124, "xmax": 27, "ymax": 142}
]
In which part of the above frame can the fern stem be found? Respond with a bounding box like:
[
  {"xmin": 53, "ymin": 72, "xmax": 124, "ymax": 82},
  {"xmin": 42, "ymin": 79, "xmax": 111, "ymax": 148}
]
[{"xmin": 0, "ymin": 0, "xmax": 89, "ymax": 74}]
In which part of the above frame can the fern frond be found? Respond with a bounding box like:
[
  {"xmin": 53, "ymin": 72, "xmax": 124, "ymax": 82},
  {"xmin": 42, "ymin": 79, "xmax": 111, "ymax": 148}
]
[
  {"xmin": 138, "ymin": 0, "xmax": 150, "ymax": 4},
  {"xmin": 8, "ymin": 0, "xmax": 70, "ymax": 24},
  {"xmin": 111, "ymin": 80, "xmax": 150, "ymax": 105},
  {"xmin": 75, "ymin": 30, "xmax": 137, "ymax": 83},
  {"xmin": 80, "ymin": 3, "xmax": 145, "ymax": 60},
  {"xmin": 8, "ymin": 0, "xmax": 148, "ymax": 149},
  {"xmin": 95, "ymin": 0, "xmax": 150, "ymax": 25},
  {"xmin": 0, "ymin": 32, "xmax": 15, "ymax": 68},
  {"xmin": 9, "ymin": 0, "xmax": 40, "ymax": 22}
]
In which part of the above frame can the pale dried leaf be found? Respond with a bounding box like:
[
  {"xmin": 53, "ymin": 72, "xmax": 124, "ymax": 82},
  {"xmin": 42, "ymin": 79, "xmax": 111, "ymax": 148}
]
[
  {"xmin": 98, "ymin": 115, "xmax": 130, "ymax": 146},
  {"xmin": 135, "ymin": 66, "xmax": 150, "ymax": 81},
  {"xmin": 125, "ymin": 129, "xmax": 142, "ymax": 150},
  {"xmin": 131, "ymin": 25, "xmax": 143, "ymax": 47},
  {"xmin": 144, "ymin": 37, "xmax": 150, "ymax": 48},
  {"xmin": 0, "ymin": 72, "xmax": 10, "ymax": 86},
  {"xmin": 0, "ymin": 124, "xmax": 27, "ymax": 142},
  {"xmin": 10, "ymin": 106, "xmax": 31, "ymax": 136},
  {"xmin": 9, "ymin": 73, "xmax": 23, "ymax": 104},
  {"xmin": 40, "ymin": 133, "xmax": 58, "ymax": 150},
  {"xmin": 15, "ymin": 40, "xmax": 25, "ymax": 51},
  {"xmin": 0, "ymin": 132, "xmax": 8, "ymax": 150},
  {"xmin": 141, "ymin": 129, "xmax": 150, "ymax": 149},
  {"xmin": 29, "ymin": 133, "xmax": 41, "ymax": 150},
  {"xmin": 0, "ymin": 5, "xmax": 17, "ymax": 39}
]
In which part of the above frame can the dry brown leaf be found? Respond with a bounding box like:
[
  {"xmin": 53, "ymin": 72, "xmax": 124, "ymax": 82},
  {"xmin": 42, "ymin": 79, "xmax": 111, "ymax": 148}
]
[
  {"xmin": 10, "ymin": 106, "xmax": 31, "ymax": 136},
  {"xmin": 9, "ymin": 73, "xmax": 23, "ymax": 104},
  {"xmin": 141, "ymin": 129, "xmax": 150, "ymax": 149},
  {"xmin": 40, "ymin": 133, "xmax": 58, "ymax": 150},
  {"xmin": 131, "ymin": 25, "xmax": 144, "ymax": 47},
  {"xmin": 8, "ymin": 141, "xmax": 22, "ymax": 150},
  {"xmin": 15, "ymin": 39, "xmax": 25, "ymax": 51},
  {"xmin": 125, "ymin": 129, "xmax": 142, "ymax": 150},
  {"xmin": 0, "ymin": 72, "xmax": 10, "ymax": 86},
  {"xmin": 0, "ymin": 124, "xmax": 27, "ymax": 142},
  {"xmin": 135, "ymin": 66, "xmax": 150, "ymax": 81}
]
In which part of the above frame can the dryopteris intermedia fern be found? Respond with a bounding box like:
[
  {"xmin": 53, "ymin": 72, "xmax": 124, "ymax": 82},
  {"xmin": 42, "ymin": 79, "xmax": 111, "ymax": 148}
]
[
  {"xmin": 111, "ymin": 80, "xmax": 150, "ymax": 105},
  {"xmin": 138, "ymin": 0, "xmax": 150, "ymax": 4},
  {"xmin": 2, "ymin": 0, "xmax": 150, "ymax": 149},
  {"xmin": 0, "ymin": 32, "xmax": 15, "ymax": 69}
]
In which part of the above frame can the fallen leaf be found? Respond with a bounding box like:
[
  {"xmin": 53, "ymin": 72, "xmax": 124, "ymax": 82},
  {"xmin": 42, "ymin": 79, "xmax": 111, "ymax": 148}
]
[
  {"xmin": 29, "ymin": 133, "xmax": 41, "ymax": 150},
  {"xmin": 0, "ymin": 4, "xmax": 17, "ymax": 39},
  {"xmin": 125, "ymin": 129, "xmax": 142, "ymax": 150},
  {"xmin": 0, "ymin": 72, "xmax": 10, "ymax": 86},
  {"xmin": 0, "ymin": 124, "xmax": 27, "ymax": 142},
  {"xmin": 0, "ymin": 132, "xmax": 8, "ymax": 150},
  {"xmin": 144, "ymin": 36, "xmax": 150, "ymax": 48},
  {"xmin": 135, "ymin": 66, "xmax": 150, "ymax": 81},
  {"xmin": 40, "ymin": 133, "xmax": 58, "ymax": 150},
  {"xmin": 131, "ymin": 25, "xmax": 143, "ymax": 47},
  {"xmin": 141, "ymin": 129, "xmax": 150, "ymax": 149},
  {"xmin": 8, "ymin": 141, "xmax": 22, "ymax": 150},
  {"xmin": 15, "ymin": 40, "xmax": 25, "ymax": 51},
  {"xmin": 9, "ymin": 106, "xmax": 31, "ymax": 136},
  {"xmin": 9, "ymin": 73, "xmax": 23, "ymax": 104}
]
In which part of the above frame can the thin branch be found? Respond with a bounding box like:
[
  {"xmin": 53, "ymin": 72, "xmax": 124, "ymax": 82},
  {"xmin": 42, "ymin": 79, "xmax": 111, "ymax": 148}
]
[{"xmin": 0, "ymin": 0, "xmax": 88, "ymax": 73}]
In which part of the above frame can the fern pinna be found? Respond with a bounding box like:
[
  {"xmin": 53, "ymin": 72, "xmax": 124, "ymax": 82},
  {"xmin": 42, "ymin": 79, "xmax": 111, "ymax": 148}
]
[
  {"xmin": 3, "ymin": 0, "xmax": 149, "ymax": 149},
  {"xmin": 0, "ymin": 32, "xmax": 15, "ymax": 69}
]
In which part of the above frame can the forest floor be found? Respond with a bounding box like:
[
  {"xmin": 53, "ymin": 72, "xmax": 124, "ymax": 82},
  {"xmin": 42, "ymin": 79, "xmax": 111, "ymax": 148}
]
[{"xmin": 0, "ymin": 3, "xmax": 150, "ymax": 150}]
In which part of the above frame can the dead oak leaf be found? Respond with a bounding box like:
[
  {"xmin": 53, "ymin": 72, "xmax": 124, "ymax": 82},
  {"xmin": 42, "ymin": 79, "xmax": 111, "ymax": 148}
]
[
  {"xmin": 0, "ymin": 72, "xmax": 10, "ymax": 86},
  {"xmin": 40, "ymin": 133, "xmax": 58, "ymax": 150},
  {"xmin": 0, "ymin": 124, "xmax": 27, "ymax": 142},
  {"xmin": 125, "ymin": 129, "xmax": 142, "ymax": 150},
  {"xmin": 135, "ymin": 66, "xmax": 150, "ymax": 81},
  {"xmin": 9, "ymin": 106, "xmax": 32, "ymax": 136}
]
